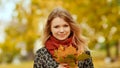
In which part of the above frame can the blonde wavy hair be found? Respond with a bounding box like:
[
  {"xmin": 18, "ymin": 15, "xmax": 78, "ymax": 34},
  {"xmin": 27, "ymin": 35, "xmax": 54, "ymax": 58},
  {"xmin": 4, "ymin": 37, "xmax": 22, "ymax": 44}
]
[{"xmin": 41, "ymin": 7, "xmax": 88, "ymax": 51}]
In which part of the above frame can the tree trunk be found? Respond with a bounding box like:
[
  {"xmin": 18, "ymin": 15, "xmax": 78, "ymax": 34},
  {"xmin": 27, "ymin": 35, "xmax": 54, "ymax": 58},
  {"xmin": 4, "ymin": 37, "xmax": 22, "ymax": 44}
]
[
  {"xmin": 106, "ymin": 42, "xmax": 111, "ymax": 57},
  {"xmin": 115, "ymin": 40, "xmax": 120, "ymax": 59}
]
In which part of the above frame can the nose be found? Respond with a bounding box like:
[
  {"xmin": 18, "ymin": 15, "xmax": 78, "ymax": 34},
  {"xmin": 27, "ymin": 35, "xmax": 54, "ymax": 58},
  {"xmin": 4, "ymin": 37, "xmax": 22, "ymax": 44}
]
[{"xmin": 59, "ymin": 27, "xmax": 64, "ymax": 33}]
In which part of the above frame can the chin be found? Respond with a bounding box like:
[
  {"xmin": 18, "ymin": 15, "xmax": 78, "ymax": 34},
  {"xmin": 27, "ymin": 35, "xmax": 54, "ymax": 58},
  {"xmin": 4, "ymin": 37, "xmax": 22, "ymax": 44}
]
[{"xmin": 58, "ymin": 38, "xmax": 67, "ymax": 41}]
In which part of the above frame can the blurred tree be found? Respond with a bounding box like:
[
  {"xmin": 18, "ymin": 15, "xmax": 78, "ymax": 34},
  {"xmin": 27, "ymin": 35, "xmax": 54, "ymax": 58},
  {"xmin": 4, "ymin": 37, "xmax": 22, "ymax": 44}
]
[
  {"xmin": 62, "ymin": 0, "xmax": 120, "ymax": 62},
  {"xmin": 5, "ymin": 0, "xmax": 39, "ymax": 61}
]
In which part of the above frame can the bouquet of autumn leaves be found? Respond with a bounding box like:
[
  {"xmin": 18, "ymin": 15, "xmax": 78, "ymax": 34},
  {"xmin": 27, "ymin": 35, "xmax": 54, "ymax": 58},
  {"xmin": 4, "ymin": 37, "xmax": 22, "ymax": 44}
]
[{"xmin": 54, "ymin": 45, "xmax": 90, "ymax": 68}]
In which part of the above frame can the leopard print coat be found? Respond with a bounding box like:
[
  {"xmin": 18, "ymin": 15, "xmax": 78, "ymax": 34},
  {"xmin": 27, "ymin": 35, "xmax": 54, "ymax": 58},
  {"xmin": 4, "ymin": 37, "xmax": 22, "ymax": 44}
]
[{"xmin": 33, "ymin": 47, "xmax": 94, "ymax": 68}]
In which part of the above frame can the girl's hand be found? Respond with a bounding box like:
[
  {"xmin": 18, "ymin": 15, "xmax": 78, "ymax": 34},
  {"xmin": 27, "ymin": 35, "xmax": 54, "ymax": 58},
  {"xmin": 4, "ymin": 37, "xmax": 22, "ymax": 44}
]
[{"xmin": 58, "ymin": 63, "xmax": 70, "ymax": 68}]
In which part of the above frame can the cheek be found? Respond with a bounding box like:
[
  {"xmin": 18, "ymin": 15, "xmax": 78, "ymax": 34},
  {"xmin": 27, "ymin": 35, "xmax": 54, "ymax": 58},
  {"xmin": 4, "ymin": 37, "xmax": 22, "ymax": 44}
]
[
  {"xmin": 67, "ymin": 27, "xmax": 71, "ymax": 32},
  {"xmin": 51, "ymin": 28, "xmax": 58, "ymax": 34}
]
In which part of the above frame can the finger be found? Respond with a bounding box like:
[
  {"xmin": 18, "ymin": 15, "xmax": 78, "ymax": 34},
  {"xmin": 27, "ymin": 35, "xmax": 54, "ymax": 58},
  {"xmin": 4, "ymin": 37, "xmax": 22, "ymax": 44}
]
[
  {"xmin": 62, "ymin": 63, "xmax": 69, "ymax": 66},
  {"xmin": 63, "ymin": 65, "xmax": 70, "ymax": 68}
]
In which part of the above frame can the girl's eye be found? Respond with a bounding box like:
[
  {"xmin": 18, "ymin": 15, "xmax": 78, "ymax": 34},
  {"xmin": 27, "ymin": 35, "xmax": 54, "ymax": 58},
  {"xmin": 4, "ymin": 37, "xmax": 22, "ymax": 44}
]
[
  {"xmin": 54, "ymin": 25, "xmax": 59, "ymax": 28},
  {"xmin": 64, "ymin": 25, "xmax": 69, "ymax": 27}
]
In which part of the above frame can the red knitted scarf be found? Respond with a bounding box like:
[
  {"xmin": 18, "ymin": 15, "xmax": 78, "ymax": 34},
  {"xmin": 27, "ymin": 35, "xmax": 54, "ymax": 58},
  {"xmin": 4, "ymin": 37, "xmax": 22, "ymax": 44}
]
[{"xmin": 45, "ymin": 35, "xmax": 77, "ymax": 56}]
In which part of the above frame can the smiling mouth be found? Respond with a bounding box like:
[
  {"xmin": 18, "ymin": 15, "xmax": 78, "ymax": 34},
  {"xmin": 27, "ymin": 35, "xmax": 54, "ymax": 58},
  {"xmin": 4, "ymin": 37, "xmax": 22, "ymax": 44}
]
[{"xmin": 59, "ymin": 35, "xmax": 65, "ymax": 37}]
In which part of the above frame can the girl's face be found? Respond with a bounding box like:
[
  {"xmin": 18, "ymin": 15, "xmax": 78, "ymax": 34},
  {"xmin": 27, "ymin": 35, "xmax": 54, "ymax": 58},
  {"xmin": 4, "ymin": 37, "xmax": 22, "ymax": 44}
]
[{"xmin": 51, "ymin": 17, "xmax": 71, "ymax": 40}]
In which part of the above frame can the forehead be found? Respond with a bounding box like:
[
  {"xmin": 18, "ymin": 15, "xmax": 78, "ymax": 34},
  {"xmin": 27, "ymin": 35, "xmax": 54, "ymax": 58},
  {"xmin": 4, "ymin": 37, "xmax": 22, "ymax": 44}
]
[{"xmin": 51, "ymin": 17, "xmax": 69, "ymax": 25}]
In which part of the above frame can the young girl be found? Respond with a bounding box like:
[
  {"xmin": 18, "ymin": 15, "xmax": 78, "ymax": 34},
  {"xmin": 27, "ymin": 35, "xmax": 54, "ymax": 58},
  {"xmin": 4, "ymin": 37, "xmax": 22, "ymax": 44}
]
[{"xmin": 34, "ymin": 7, "xmax": 94, "ymax": 68}]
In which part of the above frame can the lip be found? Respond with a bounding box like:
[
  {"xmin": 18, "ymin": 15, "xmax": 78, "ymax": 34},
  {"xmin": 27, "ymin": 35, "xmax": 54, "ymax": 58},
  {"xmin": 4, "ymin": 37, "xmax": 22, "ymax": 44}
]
[
  {"xmin": 58, "ymin": 34, "xmax": 66, "ymax": 36},
  {"xmin": 59, "ymin": 35, "xmax": 65, "ymax": 38},
  {"xmin": 57, "ymin": 35, "xmax": 66, "ymax": 39}
]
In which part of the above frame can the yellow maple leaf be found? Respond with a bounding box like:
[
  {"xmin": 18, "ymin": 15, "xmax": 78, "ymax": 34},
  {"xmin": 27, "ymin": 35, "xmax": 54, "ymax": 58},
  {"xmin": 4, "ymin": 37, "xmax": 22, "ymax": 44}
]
[
  {"xmin": 54, "ymin": 44, "xmax": 90, "ymax": 68},
  {"xmin": 54, "ymin": 45, "xmax": 65, "ymax": 59},
  {"xmin": 64, "ymin": 45, "xmax": 77, "ymax": 55}
]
